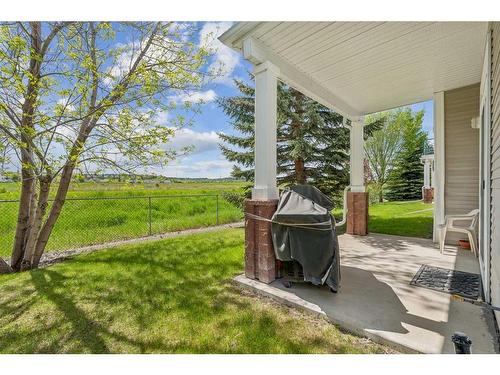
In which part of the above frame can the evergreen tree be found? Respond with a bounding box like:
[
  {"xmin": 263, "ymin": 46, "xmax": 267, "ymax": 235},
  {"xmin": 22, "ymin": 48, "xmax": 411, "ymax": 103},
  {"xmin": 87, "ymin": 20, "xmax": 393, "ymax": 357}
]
[
  {"xmin": 218, "ymin": 78, "xmax": 381, "ymax": 199},
  {"xmin": 386, "ymin": 109, "xmax": 427, "ymax": 201}
]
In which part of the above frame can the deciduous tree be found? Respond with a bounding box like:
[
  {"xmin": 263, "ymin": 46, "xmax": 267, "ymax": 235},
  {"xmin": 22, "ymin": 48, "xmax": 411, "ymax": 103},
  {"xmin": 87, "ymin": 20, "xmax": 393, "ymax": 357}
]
[
  {"xmin": 364, "ymin": 112, "xmax": 403, "ymax": 202},
  {"xmin": 0, "ymin": 22, "xmax": 211, "ymax": 271}
]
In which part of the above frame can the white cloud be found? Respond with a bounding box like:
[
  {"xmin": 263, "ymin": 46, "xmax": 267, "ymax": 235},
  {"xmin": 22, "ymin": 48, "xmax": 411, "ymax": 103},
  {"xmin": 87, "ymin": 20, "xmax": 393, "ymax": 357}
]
[
  {"xmin": 57, "ymin": 125, "xmax": 77, "ymax": 140},
  {"xmin": 168, "ymin": 89, "xmax": 217, "ymax": 105},
  {"xmin": 103, "ymin": 42, "xmax": 136, "ymax": 87},
  {"xmin": 56, "ymin": 98, "xmax": 75, "ymax": 112},
  {"xmin": 153, "ymin": 159, "xmax": 234, "ymax": 178},
  {"xmin": 77, "ymin": 126, "xmax": 233, "ymax": 178},
  {"xmin": 156, "ymin": 110, "xmax": 169, "ymax": 124},
  {"xmin": 199, "ymin": 22, "xmax": 240, "ymax": 85},
  {"xmin": 167, "ymin": 128, "xmax": 221, "ymax": 155}
]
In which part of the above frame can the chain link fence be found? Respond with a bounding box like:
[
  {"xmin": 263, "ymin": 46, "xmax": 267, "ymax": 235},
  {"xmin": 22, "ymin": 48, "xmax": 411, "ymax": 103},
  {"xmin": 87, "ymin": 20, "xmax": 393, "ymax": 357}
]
[{"xmin": 0, "ymin": 194, "xmax": 242, "ymax": 257}]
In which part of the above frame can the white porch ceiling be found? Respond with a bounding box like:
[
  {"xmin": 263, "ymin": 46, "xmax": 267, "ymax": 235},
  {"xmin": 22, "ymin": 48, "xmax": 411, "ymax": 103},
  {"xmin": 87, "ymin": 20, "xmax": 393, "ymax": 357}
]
[{"xmin": 220, "ymin": 22, "xmax": 488, "ymax": 116}]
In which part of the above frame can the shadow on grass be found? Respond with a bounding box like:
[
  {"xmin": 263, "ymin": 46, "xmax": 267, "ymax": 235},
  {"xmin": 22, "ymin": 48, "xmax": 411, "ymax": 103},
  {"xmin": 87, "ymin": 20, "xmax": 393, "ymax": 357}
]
[
  {"xmin": 30, "ymin": 269, "xmax": 111, "ymax": 353},
  {"xmin": 0, "ymin": 230, "xmax": 387, "ymax": 353}
]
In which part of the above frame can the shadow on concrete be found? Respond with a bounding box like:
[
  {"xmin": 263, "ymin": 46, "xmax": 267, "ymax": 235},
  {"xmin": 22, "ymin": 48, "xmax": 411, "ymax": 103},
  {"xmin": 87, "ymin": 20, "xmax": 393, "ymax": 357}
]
[
  {"xmin": 276, "ymin": 265, "xmax": 446, "ymax": 341},
  {"xmin": 355, "ymin": 233, "xmax": 436, "ymax": 253},
  {"xmin": 266, "ymin": 232, "xmax": 498, "ymax": 353}
]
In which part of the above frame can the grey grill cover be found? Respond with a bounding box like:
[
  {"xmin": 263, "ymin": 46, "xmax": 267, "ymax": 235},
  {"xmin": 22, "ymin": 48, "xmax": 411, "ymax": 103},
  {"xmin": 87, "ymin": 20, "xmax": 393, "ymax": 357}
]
[{"xmin": 271, "ymin": 185, "xmax": 341, "ymax": 291}]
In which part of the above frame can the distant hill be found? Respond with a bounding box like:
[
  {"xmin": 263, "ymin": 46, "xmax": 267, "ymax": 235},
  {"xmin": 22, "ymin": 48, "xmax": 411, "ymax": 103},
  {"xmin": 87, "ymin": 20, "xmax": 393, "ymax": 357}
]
[{"xmin": 72, "ymin": 173, "xmax": 243, "ymax": 183}]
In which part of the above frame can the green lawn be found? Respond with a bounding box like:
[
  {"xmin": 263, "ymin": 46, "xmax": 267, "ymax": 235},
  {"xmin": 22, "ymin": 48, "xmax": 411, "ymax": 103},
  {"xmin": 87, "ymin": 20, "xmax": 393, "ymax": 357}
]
[
  {"xmin": 368, "ymin": 201, "xmax": 434, "ymax": 238},
  {"xmin": 0, "ymin": 229, "xmax": 390, "ymax": 354},
  {"xmin": 333, "ymin": 200, "xmax": 433, "ymax": 238},
  {"xmin": 0, "ymin": 181, "xmax": 245, "ymax": 257}
]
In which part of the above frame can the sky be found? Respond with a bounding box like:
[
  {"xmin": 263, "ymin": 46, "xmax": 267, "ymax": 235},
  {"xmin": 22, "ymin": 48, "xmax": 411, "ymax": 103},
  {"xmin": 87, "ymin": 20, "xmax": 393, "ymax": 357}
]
[
  {"xmin": 148, "ymin": 22, "xmax": 252, "ymax": 179},
  {"xmin": 410, "ymin": 100, "xmax": 434, "ymax": 139},
  {"xmin": 159, "ymin": 22, "xmax": 435, "ymax": 179},
  {"xmin": 1, "ymin": 22, "xmax": 434, "ymax": 179}
]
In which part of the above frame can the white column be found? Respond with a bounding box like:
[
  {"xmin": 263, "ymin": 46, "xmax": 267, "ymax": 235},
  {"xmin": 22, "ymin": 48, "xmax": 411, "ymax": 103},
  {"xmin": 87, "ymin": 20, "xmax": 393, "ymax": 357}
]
[
  {"xmin": 252, "ymin": 61, "xmax": 279, "ymax": 200},
  {"xmin": 431, "ymin": 160, "xmax": 435, "ymax": 188},
  {"xmin": 350, "ymin": 117, "xmax": 365, "ymax": 192},
  {"xmin": 423, "ymin": 160, "xmax": 431, "ymax": 188},
  {"xmin": 433, "ymin": 91, "xmax": 445, "ymax": 242}
]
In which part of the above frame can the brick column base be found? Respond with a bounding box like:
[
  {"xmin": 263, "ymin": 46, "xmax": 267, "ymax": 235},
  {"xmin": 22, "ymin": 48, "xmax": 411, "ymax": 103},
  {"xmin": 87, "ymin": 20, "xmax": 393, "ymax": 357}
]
[
  {"xmin": 347, "ymin": 191, "xmax": 369, "ymax": 236},
  {"xmin": 423, "ymin": 187, "xmax": 434, "ymax": 204},
  {"xmin": 245, "ymin": 199, "xmax": 278, "ymax": 284}
]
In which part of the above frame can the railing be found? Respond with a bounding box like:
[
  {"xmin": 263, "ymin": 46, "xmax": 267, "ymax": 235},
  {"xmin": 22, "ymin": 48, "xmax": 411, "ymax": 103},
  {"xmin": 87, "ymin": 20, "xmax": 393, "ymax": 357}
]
[{"xmin": 0, "ymin": 194, "xmax": 242, "ymax": 257}]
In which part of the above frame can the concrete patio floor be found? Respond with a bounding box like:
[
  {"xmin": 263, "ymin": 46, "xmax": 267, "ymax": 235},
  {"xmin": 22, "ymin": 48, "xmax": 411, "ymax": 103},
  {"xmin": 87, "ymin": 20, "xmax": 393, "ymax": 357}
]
[{"xmin": 235, "ymin": 233, "xmax": 499, "ymax": 353}]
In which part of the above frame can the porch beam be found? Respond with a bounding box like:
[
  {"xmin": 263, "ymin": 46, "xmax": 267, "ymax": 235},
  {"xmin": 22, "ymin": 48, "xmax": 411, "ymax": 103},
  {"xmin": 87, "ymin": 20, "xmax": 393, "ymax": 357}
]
[
  {"xmin": 252, "ymin": 61, "xmax": 279, "ymax": 200},
  {"xmin": 242, "ymin": 37, "xmax": 361, "ymax": 120},
  {"xmin": 350, "ymin": 117, "xmax": 365, "ymax": 192}
]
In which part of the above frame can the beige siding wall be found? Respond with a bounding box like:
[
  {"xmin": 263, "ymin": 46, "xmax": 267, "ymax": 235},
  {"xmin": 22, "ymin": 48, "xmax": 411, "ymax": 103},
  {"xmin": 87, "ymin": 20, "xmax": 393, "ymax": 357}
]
[
  {"xmin": 490, "ymin": 22, "xmax": 500, "ymax": 324},
  {"xmin": 444, "ymin": 84, "xmax": 480, "ymax": 243}
]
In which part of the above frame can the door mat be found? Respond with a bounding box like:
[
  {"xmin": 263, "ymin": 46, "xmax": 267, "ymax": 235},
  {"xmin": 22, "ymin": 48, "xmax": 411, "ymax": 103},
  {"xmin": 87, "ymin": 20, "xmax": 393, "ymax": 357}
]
[{"xmin": 410, "ymin": 265, "xmax": 481, "ymax": 299}]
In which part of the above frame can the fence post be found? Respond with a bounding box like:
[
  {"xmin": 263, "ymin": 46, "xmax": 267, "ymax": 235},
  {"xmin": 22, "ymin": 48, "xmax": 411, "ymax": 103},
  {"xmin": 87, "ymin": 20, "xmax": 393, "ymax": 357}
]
[
  {"xmin": 216, "ymin": 195, "xmax": 219, "ymax": 225},
  {"xmin": 148, "ymin": 196, "xmax": 152, "ymax": 236}
]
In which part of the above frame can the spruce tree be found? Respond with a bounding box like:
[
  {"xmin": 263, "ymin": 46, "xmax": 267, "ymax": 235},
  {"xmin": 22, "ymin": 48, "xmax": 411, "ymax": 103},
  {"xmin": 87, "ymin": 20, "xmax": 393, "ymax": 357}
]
[
  {"xmin": 386, "ymin": 109, "xmax": 427, "ymax": 201},
  {"xmin": 218, "ymin": 78, "xmax": 381, "ymax": 200}
]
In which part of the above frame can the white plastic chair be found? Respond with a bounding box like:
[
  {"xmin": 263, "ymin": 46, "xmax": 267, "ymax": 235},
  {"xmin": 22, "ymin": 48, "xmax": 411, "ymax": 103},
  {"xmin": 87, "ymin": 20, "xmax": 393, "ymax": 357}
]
[{"xmin": 439, "ymin": 209, "xmax": 479, "ymax": 256}]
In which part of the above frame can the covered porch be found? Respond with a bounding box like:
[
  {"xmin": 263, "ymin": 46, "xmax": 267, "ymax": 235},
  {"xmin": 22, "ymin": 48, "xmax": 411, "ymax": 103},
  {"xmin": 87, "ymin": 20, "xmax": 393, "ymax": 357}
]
[
  {"xmin": 220, "ymin": 21, "xmax": 489, "ymax": 278},
  {"xmin": 220, "ymin": 22, "xmax": 488, "ymax": 244},
  {"xmin": 236, "ymin": 233, "xmax": 498, "ymax": 353},
  {"xmin": 220, "ymin": 22, "xmax": 498, "ymax": 351}
]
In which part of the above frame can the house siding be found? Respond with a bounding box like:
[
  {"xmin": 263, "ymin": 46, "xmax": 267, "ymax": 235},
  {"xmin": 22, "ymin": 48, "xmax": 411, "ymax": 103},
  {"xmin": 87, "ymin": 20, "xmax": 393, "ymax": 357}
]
[
  {"xmin": 490, "ymin": 22, "xmax": 500, "ymax": 324},
  {"xmin": 444, "ymin": 84, "xmax": 480, "ymax": 243}
]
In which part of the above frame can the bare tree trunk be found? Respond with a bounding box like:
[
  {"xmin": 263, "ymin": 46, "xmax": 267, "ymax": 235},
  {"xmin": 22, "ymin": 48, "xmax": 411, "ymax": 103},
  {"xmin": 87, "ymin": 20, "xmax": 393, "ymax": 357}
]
[
  {"xmin": 378, "ymin": 182, "xmax": 384, "ymax": 203},
  {"xmin": 291, "ymin": 90, "xmax": 306, "ymax": 185},
  {"xmin": 10, "ymin": 22, "xmax": 43, "ymax": 271},
  {"xmin": 21, "ymin": 176, "xmax": 51, "ymax": 270},
  {"xmin": 294, "ymin": 158, "xmax": 306, "ymax": 184},
  {"xmin": 10, "ymin": 159, "xmax": 35, "ymax": 270},
  {"xmin": 26, "ymin": 184, "xmax": 38, "ymax": 235},
  {"xmin": 31, "ymin": 164, "xmax": 75, "ymax": 267},
  {"xmin": 31, "ymin": 128, "xmax": 91, "ymax": 267}
]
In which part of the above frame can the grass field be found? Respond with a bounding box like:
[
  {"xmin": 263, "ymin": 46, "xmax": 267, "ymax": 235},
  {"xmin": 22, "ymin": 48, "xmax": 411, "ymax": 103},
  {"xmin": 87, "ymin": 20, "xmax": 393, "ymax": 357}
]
[
  {"xmin": 0, "ymin": 181, "xmax": 245, "ymax": 257},
  {"xmin": 0, "ymin": 228, "xmax": 391, "ymax": 353},
  {"xmin": 368, "ymin": 200, "xmax": 434, "ymax": 238},
  {"xmin": 0, "ymin": 181, "xmax": 433, "ymax": 259},
  {"xmin": 333, "ymin": 200, "xmax": 433, "ymax": 238},
  {"xmin": 0, "ymin": 180, "xmax": 246, "ymax": 200}
]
